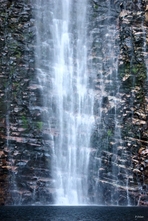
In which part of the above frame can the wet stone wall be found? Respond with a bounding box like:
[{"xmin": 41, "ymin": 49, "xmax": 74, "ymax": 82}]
[
  {"xmin": 0, "ymin": 0, "xmax": 54, "ymax": 205},
  {"xmin": 118, "ymin": 0, "xmax": 148, "ymax": 206},
  {"xmin": 87, "ymin": 0, "xmax": 148, "ymax": 206}
]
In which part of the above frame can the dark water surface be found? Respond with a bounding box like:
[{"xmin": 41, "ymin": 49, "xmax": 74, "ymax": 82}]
[{"xmin": 0, "ymin": 206, "xmax": 147, "ymax": 221}]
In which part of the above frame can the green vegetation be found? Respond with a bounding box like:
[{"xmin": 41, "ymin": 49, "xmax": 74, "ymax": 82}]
[
  {"xmin": 107, "ymin": 129, "xmax": 112, "ymax": 137},
  {"xmin": 118, "ymin": 62, "xmax": 130, "ymax": 78},
  {"xmin": 21, "ymin": 115, "xmax": 28, "ymax": 129},
  {"xmin": 15, "ymin": 51, "xmax": 21, "ymax": 59},
  {"xmin": 94, "ymin": 4, "xmax": 99, "ymax": 9},
  {"xmin": 131, "ymin": 66, "xmax": 138, "ymax": 74},
  {"xmin": 13, "ymin": 82, "xmax": 20, "ymax": 89},
  {"xmin": 36, "ymin": 121, "xmax": 43, "ymax": 130}
]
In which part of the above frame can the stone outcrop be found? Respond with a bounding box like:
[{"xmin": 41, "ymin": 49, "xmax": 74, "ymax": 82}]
[{"xmin": 0, "ymin": 0, "xmax": 148, "ymax": 206}]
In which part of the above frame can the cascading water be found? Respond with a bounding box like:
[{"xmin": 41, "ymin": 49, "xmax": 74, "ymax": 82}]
[
  {"xmin": 35, "ymin": 0, "xmax": 94, "ymax": 205},
  {"xmin": 33, "ymin": 0, "xmax": 147, "ymax": 207}
]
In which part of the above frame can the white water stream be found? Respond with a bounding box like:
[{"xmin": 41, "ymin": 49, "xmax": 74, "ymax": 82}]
[{"xmin": 35, "ymin": 0, "xmax": 94, "ymax": 205}]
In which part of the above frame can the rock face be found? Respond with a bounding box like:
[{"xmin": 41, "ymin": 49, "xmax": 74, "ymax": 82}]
[
  {"xmin": 118, "ymin": 0, "xmax": 148, "ymax": 206},
  {"xmin": 0, "ymin": 0, "xmax": 148, "ymax": 206},
  {"xmin": 87, "ymin": 0, "xmax": 148, "ymax": 206},
  {"xmin": 0, "ymin": 0, "xmax": 54, "ymax": 205}
]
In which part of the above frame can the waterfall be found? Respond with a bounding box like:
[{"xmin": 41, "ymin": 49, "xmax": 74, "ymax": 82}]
[
  {"xmin": 35, "ymin": 0, "xmax": 94, "ymax": 205},
  {"xmin": 33, "ymin": 0, "xmax": 147, "ymax": 206}
]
